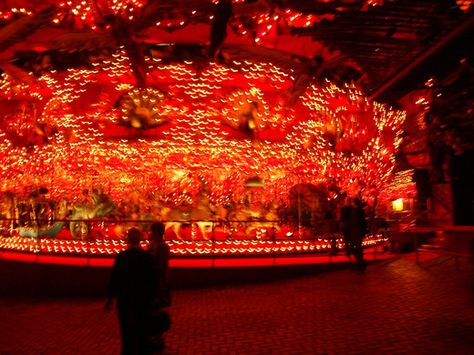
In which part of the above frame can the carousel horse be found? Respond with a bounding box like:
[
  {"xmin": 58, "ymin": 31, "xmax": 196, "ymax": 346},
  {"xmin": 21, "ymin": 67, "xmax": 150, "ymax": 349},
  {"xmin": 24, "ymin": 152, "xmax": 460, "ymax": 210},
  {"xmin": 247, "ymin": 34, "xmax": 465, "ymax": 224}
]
[
  {"xmin": 163, "ymin": 205, "xmax": 215, "ymax": 240},
  {"xmin": 163, "ymin": 204, "xmax": 192, "ymax": 240},
  {"xmin": 18, "ymin": 198, "xmax": 69, "ymax": 238},
  {"xmin": 247, "ymin": 202, "xmax": 281, "ymax": 238},
  {"xmin": 70, "ymin": 188, "xmax": 117, "ymax": 239},
  {"xmin": 191, "ymin": 200, "xmax": 216, "ymax": 240},
  {"xmin": 227, "ymin": 200, "xmax": 281, "ymax": 238},
  {"xmin": 163, "ymin": 192, "xmax": 216, "ymax": 240},
  {"xmin": 111, "ymin": 189, "xmax": 166, "ymax": 238},
  {"xmin": 0, "ymin": 191, "xmax": 17, "ymax": 232}
]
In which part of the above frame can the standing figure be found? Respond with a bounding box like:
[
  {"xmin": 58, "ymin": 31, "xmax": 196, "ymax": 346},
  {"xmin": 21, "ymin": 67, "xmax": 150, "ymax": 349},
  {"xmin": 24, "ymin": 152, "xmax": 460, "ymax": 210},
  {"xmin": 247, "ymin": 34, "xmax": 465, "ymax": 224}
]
[
  {"xmin": 349, "ymin": 197, "xmax": 368, "ymax": 271},
  {"xmin": 339, "ymin": 196, "xmax": 353, "ymax": 255},
  {"xmin": 148, "ymin": 222, "xmax": 171, "ymax": 352},
  {"xmin": 105, "ymin": 228, "xmax": 156, "ymax": 355}
]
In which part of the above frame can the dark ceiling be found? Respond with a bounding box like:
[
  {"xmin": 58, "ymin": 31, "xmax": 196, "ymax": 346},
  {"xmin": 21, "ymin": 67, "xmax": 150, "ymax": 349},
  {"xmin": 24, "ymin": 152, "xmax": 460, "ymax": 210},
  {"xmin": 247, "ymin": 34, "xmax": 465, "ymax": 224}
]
[{"xmin": 293, "ymin": 0, "xmax": 473, "ymax": 100}]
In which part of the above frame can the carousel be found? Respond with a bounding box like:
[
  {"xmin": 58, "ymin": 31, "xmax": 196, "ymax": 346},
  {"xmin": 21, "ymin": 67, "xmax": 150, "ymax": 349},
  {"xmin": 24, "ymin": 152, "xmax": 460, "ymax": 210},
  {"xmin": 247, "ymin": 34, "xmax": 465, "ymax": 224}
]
[{"xmin": 0, "ymin": 0, "xmax": 417, "ymax": 261}]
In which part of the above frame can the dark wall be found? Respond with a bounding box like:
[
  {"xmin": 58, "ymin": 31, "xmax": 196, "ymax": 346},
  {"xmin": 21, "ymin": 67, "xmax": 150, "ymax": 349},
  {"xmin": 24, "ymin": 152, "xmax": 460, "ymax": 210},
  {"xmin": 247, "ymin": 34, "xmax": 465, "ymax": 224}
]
[
  {"xmin": 452, "ymin": 150, "xmax": 474, "ymax": 225},
  {"xmin": 414, "ymin": 169, "xmax": 431, "ymax": 215}
]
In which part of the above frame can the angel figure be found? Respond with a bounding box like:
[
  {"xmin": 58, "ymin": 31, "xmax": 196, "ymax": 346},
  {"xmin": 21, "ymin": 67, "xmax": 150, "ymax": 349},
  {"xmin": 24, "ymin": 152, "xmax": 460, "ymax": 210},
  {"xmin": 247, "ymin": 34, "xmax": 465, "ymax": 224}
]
[{"xmin": 238, "ymin": 101, "xmax": 260, "ymax": 138}]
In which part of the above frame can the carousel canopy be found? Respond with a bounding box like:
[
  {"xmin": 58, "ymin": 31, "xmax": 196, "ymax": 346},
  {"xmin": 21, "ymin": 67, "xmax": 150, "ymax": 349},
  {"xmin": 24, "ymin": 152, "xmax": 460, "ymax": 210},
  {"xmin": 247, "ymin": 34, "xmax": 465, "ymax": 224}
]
[{"xmin": 0, "ymin": 0, "xmax": 471, "ymax": 203}]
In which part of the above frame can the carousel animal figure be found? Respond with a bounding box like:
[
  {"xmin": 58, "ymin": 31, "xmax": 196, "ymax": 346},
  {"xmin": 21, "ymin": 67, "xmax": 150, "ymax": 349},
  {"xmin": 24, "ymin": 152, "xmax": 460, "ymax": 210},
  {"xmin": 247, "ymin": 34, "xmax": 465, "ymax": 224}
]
[
  {"xmin": 0, "ymin": 191, "xmax": 17, "ymax": 233},
  {"xmin": 228, "ymin": 199, "xmax": 281, "ymax": 239},
  {"xmin": 31, "ymin": 187, "xmax": 55, "ymax": 227},
  {"xmin": 163, "ymin": 202, "xmax": 192, "ymax": 240},
  {"xmin": 191, "ymin": 189, "xmax": 216, "ymax": 240},
  {"xmin": 227, "ymin": 202, "xmax": 251, "ymax": 226},
  {"xmin": 164, "ymin": 204, "xmax": 215, "ymax": 240},
  {"xmin": 70, "ymin": 187, "xmax": 117, "ymax": 239},
  {"xmin": 18, "ymin": 197, "xmax": 69, "ymax": 238},
  {"xmin": 163, "ymin": 183, "xmax": 216, "ymax": 240},
  {"xmin": 131, "ymin": 191, "xmax": 158, "ymax": 233},
  {"xmin": 15, "ymin": 189, "xmax": 48, "ymax": 229},
  {"xmin": 112, "ymin": 189, "xmax": 159, "ymax": 238},
  {"xmin": 250, "ymin": 200, "xmax": 282, "ymax": 237},
  {"xmin": 90, "ymin": 186, "xmax": 117, "ymax": 217}
]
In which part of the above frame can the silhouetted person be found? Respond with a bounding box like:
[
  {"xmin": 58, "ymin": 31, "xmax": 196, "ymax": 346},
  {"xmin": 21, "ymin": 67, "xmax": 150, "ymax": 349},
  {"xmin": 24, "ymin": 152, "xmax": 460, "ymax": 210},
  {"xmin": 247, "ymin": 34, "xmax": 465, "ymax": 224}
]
[
  {"xmin": 105, "ymin": 228, "xmax": 156, "ymax": 355},
  {"xmin": 209, "ymin": 0, "xmax": 233, "ymax": 60},
  {"xmin": 339, "ymin": 196, "xmax": 353, "ymax": 255},
  {"xmin": 149, "ymin": 222, "xmax": 171, "ymax": 306},
  {"xmin": 148, "ymin": 222, "xmax": 171, "ymax": 352},
  {"xmin": 349, "ymin": 197, "xmax": 368, "ymax": 271}
]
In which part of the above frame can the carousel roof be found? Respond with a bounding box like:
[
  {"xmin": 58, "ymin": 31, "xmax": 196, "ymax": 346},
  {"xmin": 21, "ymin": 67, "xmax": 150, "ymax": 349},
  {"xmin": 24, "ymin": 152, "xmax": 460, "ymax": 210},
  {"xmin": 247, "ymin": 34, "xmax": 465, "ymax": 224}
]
[
  {"xmin": 0, "ymin": 0, "xmax": 471, "ymax": 97},
  {"xmin": 0, "ymin": 1, "xmax": 472, "ymax": 202}
]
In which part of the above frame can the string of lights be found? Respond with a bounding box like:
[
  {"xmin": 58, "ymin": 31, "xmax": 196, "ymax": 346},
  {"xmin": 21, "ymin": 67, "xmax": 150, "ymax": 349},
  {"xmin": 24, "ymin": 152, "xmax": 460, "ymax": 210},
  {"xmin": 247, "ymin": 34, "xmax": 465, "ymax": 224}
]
[
  {"xmin": 0, "ymin": 51, "xmax": 406, "ymax": 205},
  {"xmin": 0, "ymin": 234, "xmax": 388, "ymax": 256}
]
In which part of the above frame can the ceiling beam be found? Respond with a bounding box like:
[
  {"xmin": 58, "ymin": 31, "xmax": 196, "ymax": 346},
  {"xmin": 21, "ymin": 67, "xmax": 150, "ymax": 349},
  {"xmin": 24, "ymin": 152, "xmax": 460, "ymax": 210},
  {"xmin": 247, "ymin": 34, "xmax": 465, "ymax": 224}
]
[{"xmin": 369, "ymin": 14, "xmax": 474, "ymax": 101}]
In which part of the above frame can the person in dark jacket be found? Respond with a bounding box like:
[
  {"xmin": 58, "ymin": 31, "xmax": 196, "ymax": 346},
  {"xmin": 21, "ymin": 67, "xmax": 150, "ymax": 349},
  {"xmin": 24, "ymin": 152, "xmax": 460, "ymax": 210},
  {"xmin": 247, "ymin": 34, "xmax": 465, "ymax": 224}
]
[
  {"xmin": 349, "ymin": 197, "xmax": 368, "ymax": 271},
  {"xmin": 339, "ymin": 196, "xmax": 353, "ymax": 256},
  {"xmin": 105, "ymin": 228, "xmax": 156, "ymax": 355},
  {"xmin": 147, "ymin": 222, "xmax": 171, "ymax": 352},
  {"xmin": 149, "ymin": 222, "xmax": 170, "ymax": 308}
]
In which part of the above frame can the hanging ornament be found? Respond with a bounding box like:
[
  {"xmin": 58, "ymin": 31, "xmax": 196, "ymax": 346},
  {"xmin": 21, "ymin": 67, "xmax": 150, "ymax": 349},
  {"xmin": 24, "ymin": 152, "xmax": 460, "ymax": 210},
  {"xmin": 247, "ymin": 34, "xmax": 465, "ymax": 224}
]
[{"xmin": 117, "ymin": 88, "xmax": 168, "ymax": 129}]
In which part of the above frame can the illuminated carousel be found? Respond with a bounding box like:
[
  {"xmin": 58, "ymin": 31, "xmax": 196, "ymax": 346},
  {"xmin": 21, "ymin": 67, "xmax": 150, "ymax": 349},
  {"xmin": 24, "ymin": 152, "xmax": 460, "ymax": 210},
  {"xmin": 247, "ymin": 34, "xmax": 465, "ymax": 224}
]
[{"xmin": 0, "ymin": 0, "xmax": 417, "ymax": 264}]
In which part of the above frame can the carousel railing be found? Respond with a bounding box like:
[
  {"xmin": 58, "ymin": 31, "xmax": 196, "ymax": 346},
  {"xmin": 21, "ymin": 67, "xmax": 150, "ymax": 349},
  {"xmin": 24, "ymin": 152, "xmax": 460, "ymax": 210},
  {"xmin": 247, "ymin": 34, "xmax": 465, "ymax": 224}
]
[{"xmin": 0, "ymin": 217, "xmax": 389, "ymax": 258}]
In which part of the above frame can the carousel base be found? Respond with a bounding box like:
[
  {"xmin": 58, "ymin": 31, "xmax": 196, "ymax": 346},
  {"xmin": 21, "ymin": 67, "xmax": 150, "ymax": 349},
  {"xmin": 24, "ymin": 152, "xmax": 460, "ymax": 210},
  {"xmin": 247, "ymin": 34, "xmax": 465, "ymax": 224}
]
[
  {"xmin": 0, "ymin": 246, "xmax": 391, "ymax": 267},
  {"xmin": 0, "ymin": 231, "xmax": 391, "ymax": 297},
  {"xmin": 0, "ymin": 248, "xmax": 393, "ymax": 297},
  {"xmin": 0, "ymin": 232, "xmax": 388, "ymax": 259}
]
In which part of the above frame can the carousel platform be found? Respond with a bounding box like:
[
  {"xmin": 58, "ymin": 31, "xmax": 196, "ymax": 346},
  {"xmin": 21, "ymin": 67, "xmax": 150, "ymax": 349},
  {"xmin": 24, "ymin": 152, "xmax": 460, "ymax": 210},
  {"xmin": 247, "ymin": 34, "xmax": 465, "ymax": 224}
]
[
  {"xmin": 0, "ymin": 245, "xmax": 393, "ymax": 297},
  {"xmin": 0, "ymin": 245, "xmax": 391, "ymax": 268},
  {"xmin": 0, "ymin": 230, "xmax": 389, "ymax": 266},
  {"xmin": 0, "ymin": 225, "xmax": 392, "ymax": 296}
]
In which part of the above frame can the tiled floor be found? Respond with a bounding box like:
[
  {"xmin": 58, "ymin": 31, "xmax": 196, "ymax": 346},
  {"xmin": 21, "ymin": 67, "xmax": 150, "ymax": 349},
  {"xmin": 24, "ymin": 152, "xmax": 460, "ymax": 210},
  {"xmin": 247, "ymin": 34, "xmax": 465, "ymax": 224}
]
[{"xmin": 0, "ymin": 254, "xmax": 473, "ymax": 354}]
